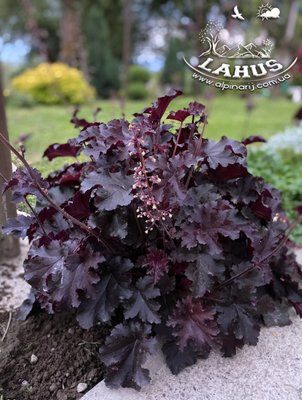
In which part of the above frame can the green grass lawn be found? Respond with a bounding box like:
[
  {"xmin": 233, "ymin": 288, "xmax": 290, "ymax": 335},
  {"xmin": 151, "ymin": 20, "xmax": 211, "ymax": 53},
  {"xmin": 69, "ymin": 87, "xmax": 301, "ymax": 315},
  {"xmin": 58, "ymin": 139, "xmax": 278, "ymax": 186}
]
[{"xmin": 6, "ymin": 94, "xmax": 299, "ymax": 174}]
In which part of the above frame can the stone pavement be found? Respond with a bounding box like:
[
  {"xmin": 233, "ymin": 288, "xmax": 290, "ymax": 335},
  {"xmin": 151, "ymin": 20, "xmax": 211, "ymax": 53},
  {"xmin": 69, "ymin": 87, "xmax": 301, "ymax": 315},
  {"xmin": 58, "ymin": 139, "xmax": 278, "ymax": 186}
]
[{"xmin": 82, "ymin": 250, "xmax": 302, "ymax": 400}]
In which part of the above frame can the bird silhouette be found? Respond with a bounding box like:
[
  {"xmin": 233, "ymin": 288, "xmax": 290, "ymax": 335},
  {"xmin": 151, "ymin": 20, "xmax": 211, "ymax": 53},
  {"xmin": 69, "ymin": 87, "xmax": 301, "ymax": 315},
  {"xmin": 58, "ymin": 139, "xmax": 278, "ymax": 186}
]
[{"xmin": 232, "ymin": 5, "xmax": 245, "ymax": 21}]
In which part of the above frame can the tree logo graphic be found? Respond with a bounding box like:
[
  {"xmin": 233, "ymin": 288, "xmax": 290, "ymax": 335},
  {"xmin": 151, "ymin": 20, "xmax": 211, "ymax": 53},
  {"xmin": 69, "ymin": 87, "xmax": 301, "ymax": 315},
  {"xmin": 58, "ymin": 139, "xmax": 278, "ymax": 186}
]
[
  {"xmin": 199, "ymin": 21, "xmax": 273, "ymax": 59},
  {"xmin": 183, "ymin": 7, "xmax": 297, "ymax": 92}
]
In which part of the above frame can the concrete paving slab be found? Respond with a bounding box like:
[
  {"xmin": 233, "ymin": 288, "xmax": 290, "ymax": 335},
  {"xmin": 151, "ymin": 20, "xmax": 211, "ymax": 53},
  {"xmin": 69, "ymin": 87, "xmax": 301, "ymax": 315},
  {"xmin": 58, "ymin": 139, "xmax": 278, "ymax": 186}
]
[
  {"xmin": 0, "ymin": 239, "xmax": 30, "ymax": 311},
  {"xmin": 82, "ymin": 250, "xmax": 302, "ymax": 400},
  {"xmin": 82, "ymin": 316, "xmax": 302, "ymax": 400}
]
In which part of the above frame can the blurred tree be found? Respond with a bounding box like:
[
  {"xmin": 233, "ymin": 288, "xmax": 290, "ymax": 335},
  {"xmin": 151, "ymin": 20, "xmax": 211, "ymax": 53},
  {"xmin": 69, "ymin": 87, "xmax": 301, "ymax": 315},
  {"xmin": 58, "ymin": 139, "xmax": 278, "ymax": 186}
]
[
  {"xmin": 83, "ymin": 3, "xmax": 120, "ymax": 97},
  {"xmin": 31, "ymin": 12, "xmax": 60, "ymax": 62},
  {"xmin": 0, "ymin": 0, "xmax": 143, "ymax": 97},
  {"xmin": 128, "ymin": 64, "xmax": 150, "ymax": 99},
  {"xmin": 121, "ymin": 0, "xmax": 133, "ymax": 102},
  {"xmin": 59, "ymin": 0, "xmax": 89, "ymax": 77},
  {"xmin": 0, "ymin": 0, "xmax": 60, "ymax": 62},
  {"xmin": 0, "ymin": 63, "xmax": 19, "ymax": 260},
  {"xmin": 20, "ymin": 0, "xmax": 50, "ymax": 61},
  {"xmin": 161, "ymin": 37, "xmax": 186, "ymax": 88}
]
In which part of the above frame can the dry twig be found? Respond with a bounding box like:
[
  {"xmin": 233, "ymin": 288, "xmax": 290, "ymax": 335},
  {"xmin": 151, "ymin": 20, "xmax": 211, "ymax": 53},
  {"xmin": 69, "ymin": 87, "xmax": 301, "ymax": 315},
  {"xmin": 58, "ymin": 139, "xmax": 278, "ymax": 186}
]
[{"xmin": 1, "ymin": 311, "xmax": 12, "ymax": 342}]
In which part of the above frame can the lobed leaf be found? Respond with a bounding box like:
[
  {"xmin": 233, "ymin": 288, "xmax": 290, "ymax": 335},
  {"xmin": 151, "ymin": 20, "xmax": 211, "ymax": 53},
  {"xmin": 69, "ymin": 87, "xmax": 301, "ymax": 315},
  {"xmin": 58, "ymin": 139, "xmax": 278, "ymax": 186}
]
[{"xmin": 99, "ymin": 322, "xmax": 157, "ymax": 390}]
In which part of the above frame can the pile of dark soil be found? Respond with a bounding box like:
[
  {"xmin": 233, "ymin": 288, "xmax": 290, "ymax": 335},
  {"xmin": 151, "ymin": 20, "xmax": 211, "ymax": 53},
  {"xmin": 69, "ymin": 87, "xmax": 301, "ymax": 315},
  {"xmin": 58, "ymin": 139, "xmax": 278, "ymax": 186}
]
[{"xmin": 0, "ymin": 311, "xmax": 108, "ymax": 400}]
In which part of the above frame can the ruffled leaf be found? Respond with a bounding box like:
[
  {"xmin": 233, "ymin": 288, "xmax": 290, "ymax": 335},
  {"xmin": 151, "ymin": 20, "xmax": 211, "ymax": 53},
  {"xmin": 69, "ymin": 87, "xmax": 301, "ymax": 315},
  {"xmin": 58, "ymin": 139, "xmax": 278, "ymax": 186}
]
[
  {"xmin": 77, "ymin": 257, "xmax": 133, "ymax": 328},
  {"xmin": 99, "ymin": 322, "xmax": 157, "ymax": 390},
  {"xmin": 43, "ymin": 142, "xmax": 82, "ymax": 161},
  {"xmin": 168, "ymin": 297, "xmax": 219, "ymax": 351},
  {"xmin": 124, "ymin": 277, "xmax": 161, "ymax": 323}
]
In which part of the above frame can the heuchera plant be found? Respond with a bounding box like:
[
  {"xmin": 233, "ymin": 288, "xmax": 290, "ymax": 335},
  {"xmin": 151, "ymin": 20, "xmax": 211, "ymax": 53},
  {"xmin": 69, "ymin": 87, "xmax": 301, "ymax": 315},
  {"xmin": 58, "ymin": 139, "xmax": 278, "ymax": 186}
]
[{"xmin": 1, "ymin": 90, "xmax": 302, "ymax": 390}]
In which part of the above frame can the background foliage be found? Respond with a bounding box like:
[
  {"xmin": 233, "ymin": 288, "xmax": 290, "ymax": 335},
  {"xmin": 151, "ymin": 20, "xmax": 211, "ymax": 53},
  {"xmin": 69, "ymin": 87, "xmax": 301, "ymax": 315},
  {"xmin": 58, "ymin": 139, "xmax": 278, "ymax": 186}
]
[{"xmin": 12, "ymin": 63, "xmax": 95, "ymax": 104}]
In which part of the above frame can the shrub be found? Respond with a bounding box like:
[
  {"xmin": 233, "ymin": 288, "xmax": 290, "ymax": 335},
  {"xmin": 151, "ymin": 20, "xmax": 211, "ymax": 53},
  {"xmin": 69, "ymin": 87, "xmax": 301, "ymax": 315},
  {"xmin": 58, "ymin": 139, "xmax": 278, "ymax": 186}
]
[
  {"xmin": 127, "ymin": 65, "xmax": 151, "ymax": 100},
  {"xmin": 127, "ymin": 82, "xmax": 148, "ymax": 100},
  {"xmin": 248, "ymin": 125, "xmax": 302, "ymax": 243},
  {"xmin": 260, "ymin": 122, "xmax": 302, "ymax": 154},
  {"xmin": 1, "ymin": 90, "xmax": 302, "ymax": 390},
  {"xmin": 128, "ymin": 65, "xmax": 151, "ymax": 84},
  {"xmin": 293, "ymin": 74, "xmax": 302, "ymax": 86},
  {"xmin": 12, "ymin": 63, "xmax": 95, "ymax": 105},
  {"xmin": 7, "ymin": 90, "xmax": 36, "ymax": 108}
]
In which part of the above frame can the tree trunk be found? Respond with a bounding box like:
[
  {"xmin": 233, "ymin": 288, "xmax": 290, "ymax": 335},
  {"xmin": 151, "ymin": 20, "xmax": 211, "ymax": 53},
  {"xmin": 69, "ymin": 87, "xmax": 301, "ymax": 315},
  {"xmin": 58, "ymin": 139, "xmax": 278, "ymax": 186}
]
[
  {"xmin": 0, "ymin": 63, "xmax": 20, "ymax": 261},
  {"xmin": 193, "ymin": 0, "xmax": 205, "ymax": 94},
  {"xmin": 121, "ymin": 0, "xmax": 133, "ymax": 105},
  {"xmin": 284, "ymin": 0, "xmax": 299, "ymax": 46},
  {"xmin": 20, "ymin": 0, "xmax": 49, "ymax": 61},
  {"xmin": 212, "ymin": 39, "xmax": 220, "ymax": 56},
  {"xmin": 59, "ymin": 0, "xmax": 89, "ymax": 79},
  {"xmin": 278, "ymin": 0, "xmax": 299, "ymax": 65},
  {"xmin": 200, "ymin": 40, "xmax": 212, "ymax": 57}
]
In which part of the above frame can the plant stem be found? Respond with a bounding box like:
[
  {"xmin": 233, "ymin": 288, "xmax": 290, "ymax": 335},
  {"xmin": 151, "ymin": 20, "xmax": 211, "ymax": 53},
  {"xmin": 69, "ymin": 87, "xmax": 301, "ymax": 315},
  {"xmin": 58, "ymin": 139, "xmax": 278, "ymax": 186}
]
[
  {"xmin": 131, "ymin": 203, "xmax": 144, "ymax": 238},
  {"xmin": 24, "ymin": 196, "xmax": 48, "ymax": 236},
  {"xmin": 172, "ymin": 122, "xmax": 183, "ymax": 158},
  {"xmin": 1, "ymin": 311, "xmax": 12, "ymax": 342},
  {"xmin": 184, "ymin": 116, "xmax": 207, "ymax": 190},
  {"xmin": 0, "ymin": 171, "xmax": 8, "ymax": 183},
  {"xmin": 0, "ymin": 132, "xmax": 114, "ymax": 253},
  {"xmin": 195, "ymin": 118, "xmax": 207, "ymax": 154}
]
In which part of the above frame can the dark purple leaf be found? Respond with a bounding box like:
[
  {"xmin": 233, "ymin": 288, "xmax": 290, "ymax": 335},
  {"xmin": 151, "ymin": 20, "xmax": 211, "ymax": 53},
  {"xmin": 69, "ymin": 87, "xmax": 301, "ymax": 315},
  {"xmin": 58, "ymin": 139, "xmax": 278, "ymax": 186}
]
[
  {"xmin": 88, "ymin": 208, "xmax": 129, "ymax": 240},
  {"xmin": 43, "ymin": 143, "xmax": 82, "ymax": 161},
  {"xmin": 217, "ymin": 288, "xmax": 260, "ymax": 350},
  {"xmin": 231, "ymin": 261, "xmax": 272, "ymax": 289},
  {"xmin": 124, "ymin": 277, "xmax": 161, "ymax": 323},
  {"xmin": 162, "ymin": 340, "xmax": 200, "ymax": 375},
  {"xmin": 78, "ymin": 119, "xmax": 131, "ymax": 161},
  {"xmin": 262, "ymin": 300, "xmax": 292, "ymax": 327},
  {"xmin": 294, "ymin": 107, "xmax": 302, "ymax": 121},
  {"xmin": 2, "ymin": 215, "xmax": 35, "ymax": 239},
  {"xmin": 24, "ymin": 241, "xmax": 104, "ymax": 309},
  {"xmin": 64, "ymin": 191, "xmax": 91, "ymax": 220},
  {"xmin": 186, "ymin": 253, "xmax": 225, "ymax": 298},
  {"xmin": 76, "ymin": 257, "xmax": 133, "ymax": 328},
  {"xmin": 81, "ymin": 170, "xmax": 133, "ymax": 212},
  {"xmin": 167, "ymin": 109, "xmax": 191, "ymax": 123},
  {"xmin": 142, "ymin": 89, "xmax": 182, "ymax": 123},
  {"xmin": 176, "ymin": 200, "xmax": 242, "ymax": 254},
  {"xmin": 5, "ymin": 167, "xmax": 48, "ymax": 203},
  {"xmin": 156, "ymin": 323, "xmax": 204, "ymax": 375},
  {"xmin": 200, "ymin": 137, "xmax": 247, "ymax": 169},
  {"xmin": 168, "ymin": 297, "xmax": 219, "ymax": 351},
  {"xmin": 56, "ymin": 247, "xmax": 104, "ymax": 308},
  {"xmin": 251, "ymin": 228, "xmax": 282, "ymax": 263},
  {"xmin": 241, "ymin": 136, "xmax": 266, "ymax": 146},
  {"xmin": 99, "ymin": 322, "xmax": 157, "ymax": 390},
  {"xmin": 80, "ymin": 170, "xmax": 101, "ymax": 192},
  {"xmin": 93, "ymin": 171, "xmax": 134, "ymax": 211},
  {"xmin": 220, "ymin": 332, "xmax": 244, "ymax": 357},
  {"xmin": 296, "ymin": 205, "xmax": 302, "ymax": 215},
  {"xmin": 141, "ymin": 249, "xmax": 170, "ymax": 284},
  {"xmin": 188, "ymin": 101, "xmax": 206, "ymax": 116},
  {"xmin": 38, "ymin": 207, "xmax": 57, "ymax": 224},
  {"xmin": 16, "ymin": 289, "xmax": 38, "ymax": 321},
  {"xmin": 70, "ymin": 108, "xmax": 99, "ymax": 129},
  {"xmin": 292, "ymin": 302, "xmax": 302, "ymax": 317},
  {"xmin": 208, "ymin": 163, "xmax": 249, "ymax": 181}
]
